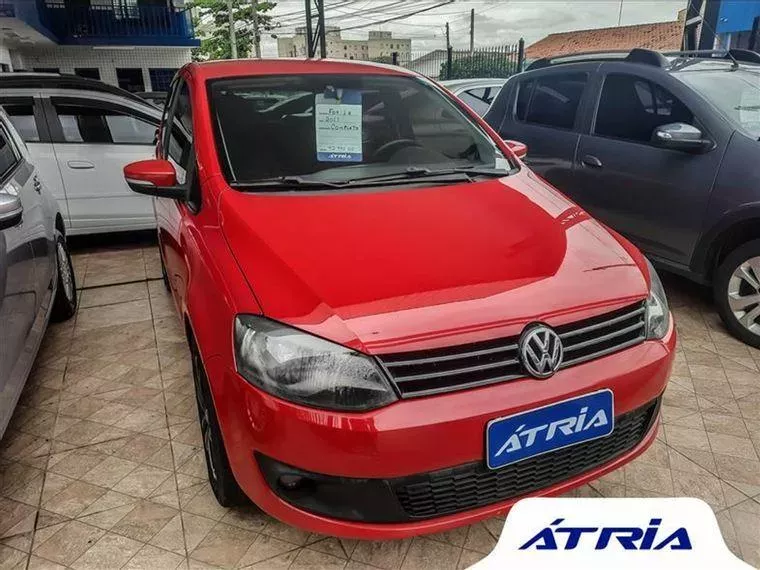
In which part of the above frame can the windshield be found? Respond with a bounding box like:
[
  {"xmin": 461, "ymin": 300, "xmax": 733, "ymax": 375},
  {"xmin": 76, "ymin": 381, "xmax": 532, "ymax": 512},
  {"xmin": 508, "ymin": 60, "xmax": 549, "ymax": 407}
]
[
  {"xmin": 677, "ymin": 68, "xmax": 760, "ymax": 139},
  {"xmin": 208, "ymin": 74, "xmax": 508, "ymax": 186}
]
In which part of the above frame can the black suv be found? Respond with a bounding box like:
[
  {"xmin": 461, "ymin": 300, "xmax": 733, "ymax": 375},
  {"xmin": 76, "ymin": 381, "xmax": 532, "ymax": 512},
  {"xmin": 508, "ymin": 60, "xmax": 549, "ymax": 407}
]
[{"xmin": 485, "ymin": 48, "xmax": 760, "ymax": 347}]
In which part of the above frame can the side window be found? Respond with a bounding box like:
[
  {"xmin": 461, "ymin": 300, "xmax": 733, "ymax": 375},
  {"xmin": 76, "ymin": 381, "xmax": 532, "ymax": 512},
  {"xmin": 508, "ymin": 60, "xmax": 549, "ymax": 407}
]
[
  {"xmin": 54, "ymin": 104, "xmax": 156, "ymax": 144},
  {"xmin": 56, "ymin": 105, "xmax": 110, "ymax": 143},
  {"xmin": 163, "ymin": 80, "xmax": 193, "ymax": 184},
  {"xmin": 518, "ymin": 73, "xmax": 588, "ymax": 130},
  {"xmin": 2, "ymin": 104, "xmax": 39, "ymax": 142},
  {"xmin": 0, "ymin": 126, "xmax": 19, "ymax": 179},
  {"xmin": 515, "ymin": 80, "xmax": 534, "ymax": 121},
  {"xmin": 105, "ymin": 114, "xmax": 156, "ymax": 144},
  {"xmin": 458, "ymin": 87, "xmax": 500, "ymax": 116},
  {"xmin": 594, "ymin": 74, "xmax": 694, "ymax": 143}
]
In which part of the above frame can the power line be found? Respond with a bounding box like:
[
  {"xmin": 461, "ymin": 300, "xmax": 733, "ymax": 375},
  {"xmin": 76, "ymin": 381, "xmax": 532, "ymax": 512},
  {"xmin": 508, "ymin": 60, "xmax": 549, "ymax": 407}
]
[{"xmin": 337, "ymin": 0, "xmax": 455, "ymax": 32}]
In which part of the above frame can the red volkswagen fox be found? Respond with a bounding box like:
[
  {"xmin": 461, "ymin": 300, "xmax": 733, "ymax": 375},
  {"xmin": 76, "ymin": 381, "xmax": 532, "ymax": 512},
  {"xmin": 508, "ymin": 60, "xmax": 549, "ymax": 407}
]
[{"xmin": 123, "ymin": 60, "xmax": 675, "ymax": 539}]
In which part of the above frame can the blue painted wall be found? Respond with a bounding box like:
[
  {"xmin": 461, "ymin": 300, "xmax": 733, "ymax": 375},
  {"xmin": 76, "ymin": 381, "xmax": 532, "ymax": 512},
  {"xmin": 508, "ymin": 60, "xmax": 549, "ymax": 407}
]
[{"xmin": 716, "ymin": 0, "xmax": 760, "ymax": 33}]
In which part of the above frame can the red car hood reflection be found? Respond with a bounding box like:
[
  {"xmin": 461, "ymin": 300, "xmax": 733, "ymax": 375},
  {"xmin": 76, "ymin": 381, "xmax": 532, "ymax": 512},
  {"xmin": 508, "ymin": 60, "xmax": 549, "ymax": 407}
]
[{"xmin": 219, "ymin": 171, "xmax": 648, "ymax": 354}]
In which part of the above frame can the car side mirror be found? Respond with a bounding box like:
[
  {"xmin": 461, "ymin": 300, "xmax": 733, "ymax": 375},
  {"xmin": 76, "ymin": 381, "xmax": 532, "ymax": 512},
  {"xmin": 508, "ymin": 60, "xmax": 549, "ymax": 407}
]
[
  {"xmin": 124, "ymin": 159, "xmax": 187, "ymax": 200},
  {"xmin": 652, "ymin": 123, "xmax": 712, "ymax": 153},
  {"xmin": 504, "ymin": 139, "xmax": 528, "ymax": 159},
  {"xmin": 0, "ymin": 193, "xmax": 22, "ymax": 231}
]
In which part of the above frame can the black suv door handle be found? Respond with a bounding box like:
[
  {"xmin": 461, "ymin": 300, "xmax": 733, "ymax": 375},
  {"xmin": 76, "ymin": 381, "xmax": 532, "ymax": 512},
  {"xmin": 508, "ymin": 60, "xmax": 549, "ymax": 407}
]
[{"xmin": 581, "ymin": 154, "xmax": 603, "ymax": 168}]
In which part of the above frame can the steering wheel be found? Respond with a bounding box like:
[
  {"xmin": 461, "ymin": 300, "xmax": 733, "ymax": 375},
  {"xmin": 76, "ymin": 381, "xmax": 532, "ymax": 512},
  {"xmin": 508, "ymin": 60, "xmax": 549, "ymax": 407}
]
[{"xmin": 373, "ymin": 139, "xmax": 421, "ymax": 161}]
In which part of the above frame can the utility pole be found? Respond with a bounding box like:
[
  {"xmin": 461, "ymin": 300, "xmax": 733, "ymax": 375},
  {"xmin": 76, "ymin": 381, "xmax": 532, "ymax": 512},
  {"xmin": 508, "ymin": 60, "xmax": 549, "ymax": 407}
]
[
  {"xmin": 469, "ymin": 8, "xmax": 474, "ymax": 53},
  {"xmin": 617, "ymin": 0, "xmax": 623, "ymax": 26},
  {"xmin": 227, "ymin": 0, "xmax": 238, "ymax": 58},
  {"xmin": 251, "ymin": 0, "xmax": 261, "ymax": 58},
  {"xmin": 305, "ymin": 0, "xmax": 327, "ymax": 58},
  {"xmin": 445, "ymin": 21, "xmax": 450, "ymax": 49}
]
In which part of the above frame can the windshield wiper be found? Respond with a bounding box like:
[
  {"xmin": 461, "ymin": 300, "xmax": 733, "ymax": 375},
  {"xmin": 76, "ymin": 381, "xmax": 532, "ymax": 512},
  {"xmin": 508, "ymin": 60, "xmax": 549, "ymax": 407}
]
[
  {"xmin": 230, "ymin": 176, "xmax": 343, "ymax": 190},
  {"xmin": 340, "ymin": 166, "xmax": 509, "ymax": 186},
  {"xmin": 230, "ymin": 166, "xmax": 510, "ymax": 191}
]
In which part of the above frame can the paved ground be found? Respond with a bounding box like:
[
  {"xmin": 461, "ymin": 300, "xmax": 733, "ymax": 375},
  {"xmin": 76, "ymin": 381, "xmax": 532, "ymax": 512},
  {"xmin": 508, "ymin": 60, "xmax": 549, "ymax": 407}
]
[{"xmin": 1, "ymin": 243, "xmax": 759, "ymax": 570}]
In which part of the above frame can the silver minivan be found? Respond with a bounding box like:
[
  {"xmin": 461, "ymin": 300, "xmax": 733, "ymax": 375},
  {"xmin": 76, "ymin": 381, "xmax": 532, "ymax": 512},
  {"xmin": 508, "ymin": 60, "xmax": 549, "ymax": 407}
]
[{"xmin": 0, "ymin": 106, "xmax": 77, "ymax": 440}]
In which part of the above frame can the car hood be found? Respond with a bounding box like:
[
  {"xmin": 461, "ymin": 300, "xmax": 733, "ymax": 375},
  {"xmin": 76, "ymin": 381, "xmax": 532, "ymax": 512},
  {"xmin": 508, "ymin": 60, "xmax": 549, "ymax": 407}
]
[{"xmin": 219, "ymin": 171, "xmax": 648, "ymax": 354}]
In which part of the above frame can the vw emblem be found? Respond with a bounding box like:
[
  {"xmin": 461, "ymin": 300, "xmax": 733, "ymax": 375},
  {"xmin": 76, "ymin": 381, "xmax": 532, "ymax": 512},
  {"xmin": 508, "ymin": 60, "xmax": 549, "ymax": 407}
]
[{"xmin": 519, "ymin": 324, "xmax": 563, "ymax": 379}]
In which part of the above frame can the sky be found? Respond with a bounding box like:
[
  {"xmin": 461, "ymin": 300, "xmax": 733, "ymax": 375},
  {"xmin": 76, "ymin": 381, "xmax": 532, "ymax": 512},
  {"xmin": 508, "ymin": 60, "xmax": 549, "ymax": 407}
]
[{"xmin": 262, "ymin": 0, "xmax": 688, "ymax": 57}]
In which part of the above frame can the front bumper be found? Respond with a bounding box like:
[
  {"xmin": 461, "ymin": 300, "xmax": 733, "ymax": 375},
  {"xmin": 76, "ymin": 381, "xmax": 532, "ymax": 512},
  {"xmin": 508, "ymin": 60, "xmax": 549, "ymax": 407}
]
[{"xmin": 205, "ymin": 320, "xmax": 675, "ymax": 539}]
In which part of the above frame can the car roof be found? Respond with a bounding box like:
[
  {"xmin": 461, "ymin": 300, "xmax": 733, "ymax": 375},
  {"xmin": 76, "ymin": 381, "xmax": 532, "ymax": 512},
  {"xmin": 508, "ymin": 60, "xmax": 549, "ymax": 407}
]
[
  {"xmin": 184, "ymin": 58, "xmax": 416, "ymax": 82},
  {"xmin": 0, "ymin": 72, "xmax": 149, "ymax": 105},
  {"xmin": 440, "ymin": 78, "xmax": 506, "ymax": 88},
  {"xmin": 525, "ymin": 48, "xmax": 760, "ymax": 74}
]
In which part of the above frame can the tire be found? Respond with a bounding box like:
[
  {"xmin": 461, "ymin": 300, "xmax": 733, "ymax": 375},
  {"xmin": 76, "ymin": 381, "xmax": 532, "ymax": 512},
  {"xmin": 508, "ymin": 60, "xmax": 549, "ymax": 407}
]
[
  {"xmin": 160, "ymin": 251, "xmax": 170, "ymax": 291},
  {"xmin": 51, "ymin": 232, "xmax": 77, "ymax": 322},
  {"xmin": 714, "ymin": 239, "xmax": 760, "ymax": 348},
  {"xmin": 189, "ymin": 334, "xmax": 249, "ymax": 507}
]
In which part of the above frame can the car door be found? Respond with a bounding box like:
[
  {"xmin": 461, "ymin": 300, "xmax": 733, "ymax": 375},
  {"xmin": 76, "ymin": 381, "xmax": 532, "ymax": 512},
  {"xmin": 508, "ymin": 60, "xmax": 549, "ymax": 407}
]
[
  {"xmin": 570, "ymin": 65, "xmax": 728, "ymax": 266},
  {"xmin": 489, "ymin": 68, "xmax": 594, "ymax": 192},
  {"xmin": 0, "ymin": 123, "xmax": 40, "ymax": 435},
  {"xmin": 156, "ymin": 77, "xmax": 195, "ymax": 313},
  {"xmin": 44, "ymin": 96, "xmax": 159, "ymax": 233},
  {"xmin": 0, "ymin": 96, "xmax": 71, "ymax": 228}
]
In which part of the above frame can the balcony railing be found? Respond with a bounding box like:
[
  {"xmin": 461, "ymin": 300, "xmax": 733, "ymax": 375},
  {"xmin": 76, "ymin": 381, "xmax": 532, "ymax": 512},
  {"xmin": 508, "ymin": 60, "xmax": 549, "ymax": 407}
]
[{"xmin": 38, "ymin": 2, "xmax": 199, "ymax": 46}]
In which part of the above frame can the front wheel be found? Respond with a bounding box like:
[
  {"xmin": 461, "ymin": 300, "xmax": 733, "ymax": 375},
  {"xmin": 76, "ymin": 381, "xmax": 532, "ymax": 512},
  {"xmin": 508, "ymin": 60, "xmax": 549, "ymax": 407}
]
[
  {"xmin": 714, "ymin": 239, "xmax": 760, "ymax": 348},
  {"xmin": 189, "ymin": 334, "xmax": 249, "ymax": 507},
  {"xmin": 51, "ymin": 233, "xmax": 77, "ymax": 322}
]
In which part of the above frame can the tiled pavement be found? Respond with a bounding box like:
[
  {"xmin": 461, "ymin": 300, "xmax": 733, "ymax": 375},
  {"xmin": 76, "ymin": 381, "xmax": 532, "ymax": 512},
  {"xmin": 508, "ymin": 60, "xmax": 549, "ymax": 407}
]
[{"xmin": 1, "ymin": 243, "xmax": 759, "ymax": 570}]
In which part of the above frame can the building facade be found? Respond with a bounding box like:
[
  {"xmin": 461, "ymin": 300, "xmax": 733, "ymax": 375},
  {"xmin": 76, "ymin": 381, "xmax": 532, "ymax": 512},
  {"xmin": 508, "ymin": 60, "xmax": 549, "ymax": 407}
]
[
  {"xmin": 711, "ymin": 0, "xmax": 760, "ymax": 49},
  {"xmin": 0, "ymin": 0, "xmax": 199, "ymax": 91},
  {"xmin": 277, "ymin": 26, "xmax": 411, "ymax": 61}
]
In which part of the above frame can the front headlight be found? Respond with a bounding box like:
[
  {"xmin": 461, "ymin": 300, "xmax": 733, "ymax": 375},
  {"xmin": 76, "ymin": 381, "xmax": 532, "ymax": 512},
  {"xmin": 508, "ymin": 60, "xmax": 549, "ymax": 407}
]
[
  {"xmin": 645, "ymin": 259, "xmax": 670, "ymax": 339},
  {"xmin": 233, "ymin": 315, "xmax": 397, "ymax": 411}
]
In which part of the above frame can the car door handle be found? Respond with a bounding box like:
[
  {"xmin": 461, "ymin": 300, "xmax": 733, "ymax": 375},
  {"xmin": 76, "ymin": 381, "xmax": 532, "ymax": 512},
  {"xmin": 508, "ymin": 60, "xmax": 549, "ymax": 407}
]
[
  {"xmin": 581, "ymin": 155, "xmax": 603, "ymax": 168},
  {"xmin": 33, "ymin": 175, "xmax": 42, "ymax": 193},
  {"xmin": 67, "ymin": 161, "xmax": 95, "ymax": 170}
]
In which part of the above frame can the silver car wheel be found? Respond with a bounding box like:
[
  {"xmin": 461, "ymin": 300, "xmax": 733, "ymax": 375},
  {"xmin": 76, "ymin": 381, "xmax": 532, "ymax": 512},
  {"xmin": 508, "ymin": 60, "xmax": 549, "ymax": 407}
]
[
  {"xmin": 57, "ymin": 241, "xmax": 75, "ymax": 304},
  {"xmin": 727, "ymin": 256, "xmax": 760, "ymax": 333}
]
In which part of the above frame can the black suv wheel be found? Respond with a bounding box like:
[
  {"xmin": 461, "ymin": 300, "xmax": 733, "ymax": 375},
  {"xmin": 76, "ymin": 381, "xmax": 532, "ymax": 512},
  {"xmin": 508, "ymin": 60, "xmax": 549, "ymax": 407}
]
[{"xmin": 714, "ymin": 239, "xmax": 760, "ymax": 347}]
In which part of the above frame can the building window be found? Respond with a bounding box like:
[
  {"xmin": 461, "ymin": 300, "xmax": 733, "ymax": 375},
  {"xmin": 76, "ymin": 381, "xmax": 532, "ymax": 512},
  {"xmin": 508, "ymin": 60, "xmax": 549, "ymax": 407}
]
[
  {"xmin": 33, "ymin": 67, "xmax": 59, "ymax": 74},
  {"xmin": 149, "ymin": 68, "xmax": 179, "ymax": 92},
  {"xmin": 116, "ymin": 68, "xmax": 145, "ymax": 93},
  {"xmin": 74, "ymin": 68, "xmax": 100, "ymax": 80}
]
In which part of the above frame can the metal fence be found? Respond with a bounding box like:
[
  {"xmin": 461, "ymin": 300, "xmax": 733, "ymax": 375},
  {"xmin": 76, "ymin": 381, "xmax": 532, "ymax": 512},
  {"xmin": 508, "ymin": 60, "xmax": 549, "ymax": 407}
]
[{"xmin": 377, "ymin": 41, "xmax": 525, "ymax": 80}]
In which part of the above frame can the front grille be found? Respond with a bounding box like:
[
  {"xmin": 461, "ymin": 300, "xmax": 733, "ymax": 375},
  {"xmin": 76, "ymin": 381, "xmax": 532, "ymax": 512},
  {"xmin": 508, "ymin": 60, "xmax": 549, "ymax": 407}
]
[
  {"xmin": 379, "ymin": 301, "xmax": 646, "ymax": 398},
  {"xmin": 394, "ymin": 397, "xmax": 660, "ymax": 519}
]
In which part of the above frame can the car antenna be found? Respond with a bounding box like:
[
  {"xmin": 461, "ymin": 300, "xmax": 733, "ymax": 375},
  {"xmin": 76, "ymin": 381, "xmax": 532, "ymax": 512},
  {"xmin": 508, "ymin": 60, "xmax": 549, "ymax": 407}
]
[
  {"xmin": 697, "ymin": 15, "xmax": 740, "ymax": 70},
  {"xmin": 726, "ymin": 49, "xmax": 740, "ymax": 70}
]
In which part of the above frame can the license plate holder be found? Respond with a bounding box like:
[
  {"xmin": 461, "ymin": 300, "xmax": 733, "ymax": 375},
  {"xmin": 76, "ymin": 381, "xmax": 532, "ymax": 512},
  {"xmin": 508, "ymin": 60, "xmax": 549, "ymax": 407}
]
[{"xmin": 486, "ymin": 390, "xmax": 614, "ymax": 470}]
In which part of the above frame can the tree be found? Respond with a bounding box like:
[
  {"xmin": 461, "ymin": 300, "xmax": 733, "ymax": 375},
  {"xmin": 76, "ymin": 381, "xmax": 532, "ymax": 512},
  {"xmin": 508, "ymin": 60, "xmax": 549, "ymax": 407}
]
[
  {"xmin": 191, "ymin": 0, "xmax": 277, "ymax": 61},
  {"xmin": 440, "ymin": 49, "xmax": 520, "ymax": 80}
]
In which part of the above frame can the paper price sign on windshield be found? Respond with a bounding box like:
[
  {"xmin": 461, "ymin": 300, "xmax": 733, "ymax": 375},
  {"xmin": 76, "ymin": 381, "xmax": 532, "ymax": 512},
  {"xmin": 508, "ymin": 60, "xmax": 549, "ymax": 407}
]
[{"xmin": 315, "ymin": 89, "xmax": 362, "ymax": 162}]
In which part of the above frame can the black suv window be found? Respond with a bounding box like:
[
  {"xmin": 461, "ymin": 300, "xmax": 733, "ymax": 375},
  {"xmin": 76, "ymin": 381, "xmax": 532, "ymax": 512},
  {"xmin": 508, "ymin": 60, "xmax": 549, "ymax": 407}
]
[
  {"xmin": 595, "ymin": 74, "xmax": 694, "ymax": 143},
  {"xmin": 515, "ymin": 73, "xmax": 587, "ymax": 129}
]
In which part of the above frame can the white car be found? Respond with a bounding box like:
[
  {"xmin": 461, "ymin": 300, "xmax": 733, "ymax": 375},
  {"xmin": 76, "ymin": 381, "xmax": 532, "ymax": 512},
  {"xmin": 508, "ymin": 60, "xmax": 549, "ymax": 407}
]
[
  {"xmin": 0, "ymin": 73, "xmax": 162, "ymax": 235},
  {"xmin": 440, "ymin": 78, "xmax": 507, "ymax": 116}
]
